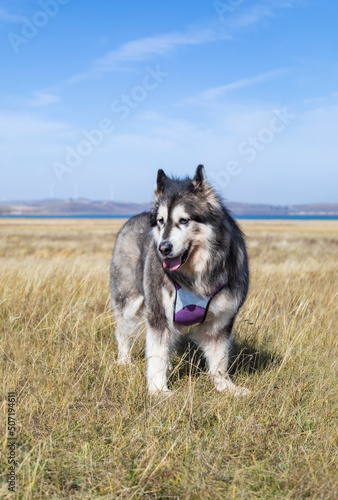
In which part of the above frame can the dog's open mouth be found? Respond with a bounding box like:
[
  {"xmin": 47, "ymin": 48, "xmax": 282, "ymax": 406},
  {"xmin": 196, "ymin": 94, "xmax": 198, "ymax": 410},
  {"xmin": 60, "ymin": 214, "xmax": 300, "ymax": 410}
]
[{"xmin": 162, "ymin": 248, "xmax": 189, "ymax": 271}]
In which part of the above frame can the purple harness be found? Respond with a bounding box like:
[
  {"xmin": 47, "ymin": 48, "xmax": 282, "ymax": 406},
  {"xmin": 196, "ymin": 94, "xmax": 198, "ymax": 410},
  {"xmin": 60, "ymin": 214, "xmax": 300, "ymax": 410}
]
[{"xmin": 174, "ymin": 282, "xmax": 225, "ymax": 327}]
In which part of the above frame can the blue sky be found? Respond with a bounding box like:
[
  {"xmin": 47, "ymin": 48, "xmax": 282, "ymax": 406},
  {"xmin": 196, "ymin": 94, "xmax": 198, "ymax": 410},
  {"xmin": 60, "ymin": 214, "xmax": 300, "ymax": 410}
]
[{"xmin": 0, "ymin": 0, "xmax": 337, "ymax": 204}]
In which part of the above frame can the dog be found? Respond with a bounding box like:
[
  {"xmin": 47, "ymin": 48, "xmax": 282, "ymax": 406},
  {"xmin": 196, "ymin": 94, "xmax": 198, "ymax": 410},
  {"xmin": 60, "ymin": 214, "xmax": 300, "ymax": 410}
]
[{"xmin": 110, "ymin": 165, "xmax": 249, "ymax": 395}]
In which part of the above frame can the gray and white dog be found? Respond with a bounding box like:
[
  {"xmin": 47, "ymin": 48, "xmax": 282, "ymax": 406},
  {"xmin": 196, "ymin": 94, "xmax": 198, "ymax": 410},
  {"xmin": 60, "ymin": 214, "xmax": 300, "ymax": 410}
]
[{"xmin": 110, "ymin": 165, "xmax": 249, "ymax": 394}]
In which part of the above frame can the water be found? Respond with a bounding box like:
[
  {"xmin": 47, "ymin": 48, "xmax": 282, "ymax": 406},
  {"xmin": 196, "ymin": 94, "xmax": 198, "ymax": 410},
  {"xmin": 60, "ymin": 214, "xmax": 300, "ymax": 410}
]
[{"xmin": 234, "ymin": 214, "xmax": 338, "ymax": 220}]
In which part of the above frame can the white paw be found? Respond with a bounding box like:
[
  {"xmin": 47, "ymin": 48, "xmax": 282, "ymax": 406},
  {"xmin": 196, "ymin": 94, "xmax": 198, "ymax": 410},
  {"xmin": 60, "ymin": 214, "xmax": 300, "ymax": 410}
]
[
  {"xmin": 212, "ymin": 374, "xmax": 250, "ymax": 396},
  {"xmin": 117, "ymin": 354, "xmax": 132, "ymax": 365},
  {"xmin": 153, "ymin": 388, "xmax": 174, "ymax": 399},
  {"xmin": 148, "ymin": 380, "xmax": 172, "ymax": 395},
  {"xmin": 231, "ymin": 385, "xmax": 251, "ymax": 397}
]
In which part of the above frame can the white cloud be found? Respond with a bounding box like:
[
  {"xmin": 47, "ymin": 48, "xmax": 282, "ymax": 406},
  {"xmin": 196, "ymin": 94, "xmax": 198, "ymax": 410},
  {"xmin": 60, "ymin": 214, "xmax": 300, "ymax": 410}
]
[
  {"xmin": 65, "ymin": 1, "xmax": 301, "ymax": 86},
  {"xmin": 90, "ymin": 101, "xmax": 338, "ymax": 204},
  {"xmin": 0, "ymin": 112, "xmax": 69, "ymax": 136},
  {"xmin": 303, "ymin": 92, "xmax": 338, "ymax": 105},
  {"xmin": 0, "ymin": 7, "xmax": 24, "ymax": 24},
  {"xmin": 0, "ymin": 112, "xmax": 73, "ymax": 200},
  {"xmin": 25, "ymin": 92, "xmax": 61, "ymax": 108},
  {"xmin": 182, "ymin": 69, "xmax": 288, "ymax": 105},
  {"xmin": 66, "ymin": 29, "xmax": 218, "ymax": 84},
  {"xmin": 219, "ymin": 0, "xmax": 301, "ymax": 29},
  {"xmin": 1, "ymin": 97, "xmax": 337, "ymax": 203}
]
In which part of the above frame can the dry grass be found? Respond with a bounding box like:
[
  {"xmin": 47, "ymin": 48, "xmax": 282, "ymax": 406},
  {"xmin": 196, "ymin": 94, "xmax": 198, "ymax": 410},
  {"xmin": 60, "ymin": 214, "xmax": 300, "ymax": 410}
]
[{"xmin": 0, "ymin": 218, "xmax": 337, "ymax": 499}]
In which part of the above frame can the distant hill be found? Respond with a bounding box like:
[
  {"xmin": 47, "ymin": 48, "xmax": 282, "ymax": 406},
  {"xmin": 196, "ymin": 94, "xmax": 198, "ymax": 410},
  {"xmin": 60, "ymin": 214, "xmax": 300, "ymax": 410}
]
[
  {"xmin": 0, "ymin": 199, "xmax": 152, "ymax": 216},
  {"xmin": 0, "ymin": 199, "xmax": 337, "ymax": 216},
  {"xmin": 225, "ymin": 202, "xmax": 338, "ymax": 215}
]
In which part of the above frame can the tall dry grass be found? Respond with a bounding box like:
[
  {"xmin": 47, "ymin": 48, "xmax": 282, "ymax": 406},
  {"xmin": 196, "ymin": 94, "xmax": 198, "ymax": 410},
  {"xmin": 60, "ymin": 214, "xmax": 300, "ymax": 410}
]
[{"xmin": 0, "ymin": 218, "xmax": 337, "ymax": 499}]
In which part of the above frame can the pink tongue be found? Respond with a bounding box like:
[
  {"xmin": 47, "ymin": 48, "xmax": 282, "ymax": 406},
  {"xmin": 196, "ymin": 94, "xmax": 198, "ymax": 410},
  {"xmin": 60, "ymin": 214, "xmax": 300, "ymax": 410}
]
[{"xmin": 163, "ymin": 255, "xmax": 182, "ymax": 271}]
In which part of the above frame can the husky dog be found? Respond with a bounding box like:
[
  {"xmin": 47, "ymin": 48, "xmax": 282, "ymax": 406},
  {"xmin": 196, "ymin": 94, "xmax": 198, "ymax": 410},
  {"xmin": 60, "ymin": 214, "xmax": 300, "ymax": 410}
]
[{"xmin": 110, "ymin": 165, "xmax": 249, "ymax": 395}]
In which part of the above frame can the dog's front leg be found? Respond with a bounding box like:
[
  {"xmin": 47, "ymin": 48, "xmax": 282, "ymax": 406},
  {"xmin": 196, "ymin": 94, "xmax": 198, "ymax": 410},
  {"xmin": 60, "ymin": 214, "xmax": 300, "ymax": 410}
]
[
  {"xmin": 192, "ymin": 327, "xmax": 249, "ymax": 396},
  {"xmin": 206, "ymin": 334, "xmax": 249, "ymax": 395},
  {"xmin": 146, "ymin": 327, "xmax": 171, "ymax": 394}
]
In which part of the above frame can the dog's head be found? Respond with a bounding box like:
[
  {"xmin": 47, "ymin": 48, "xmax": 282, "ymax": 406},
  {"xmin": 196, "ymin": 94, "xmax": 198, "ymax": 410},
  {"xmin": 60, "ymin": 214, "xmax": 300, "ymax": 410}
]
[{"xmin": 150, "ymin": 165, "xmax": 223, "ymax": 274}]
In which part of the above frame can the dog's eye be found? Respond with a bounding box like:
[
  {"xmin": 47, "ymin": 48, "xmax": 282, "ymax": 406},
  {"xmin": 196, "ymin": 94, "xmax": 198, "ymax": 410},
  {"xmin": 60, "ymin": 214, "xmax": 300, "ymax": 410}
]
[
  {"xmin": 157, "ymin": 217, "xmax": 164, "ymax": 225},
  {"xmin": 179, "ymin": 218, "xmax": 190, "ymax": 225}
]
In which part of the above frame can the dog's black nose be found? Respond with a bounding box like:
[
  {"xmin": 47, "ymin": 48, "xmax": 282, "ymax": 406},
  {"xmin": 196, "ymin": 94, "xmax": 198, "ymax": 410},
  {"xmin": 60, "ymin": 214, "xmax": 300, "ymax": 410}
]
[{"xmin": 159, "ymin": 241, "xmax": 173, "ymax": 256}]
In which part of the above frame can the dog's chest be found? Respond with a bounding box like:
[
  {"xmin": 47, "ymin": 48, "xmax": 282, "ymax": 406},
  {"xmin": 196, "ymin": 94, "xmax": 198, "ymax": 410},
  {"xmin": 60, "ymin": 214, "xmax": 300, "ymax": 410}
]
[
  {"xmin": 173, "ymin": 283, "xmax": 237, "ymax": 327},
  {"xmin": 161, "ymin": 283, "xmax": 238, "ymax": 333},
  {"xmin": 174, "ymin": 286, "xmax": 212, "ymax": 326}
]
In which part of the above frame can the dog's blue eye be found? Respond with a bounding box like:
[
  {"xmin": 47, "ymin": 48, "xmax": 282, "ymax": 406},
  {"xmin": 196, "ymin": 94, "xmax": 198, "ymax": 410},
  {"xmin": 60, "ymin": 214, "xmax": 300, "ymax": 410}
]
[
  {"xmin": 179, "ymin": 218, "xmax": 190, "ymax": 225},
  {"xmin": 157, "ymin": 218, "xmax": 164, "ymax": 224}
]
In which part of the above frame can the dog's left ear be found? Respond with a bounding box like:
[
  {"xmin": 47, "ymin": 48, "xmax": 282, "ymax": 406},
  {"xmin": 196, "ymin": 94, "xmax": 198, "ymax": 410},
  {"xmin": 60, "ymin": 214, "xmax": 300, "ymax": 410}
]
[
  {"xmin": 155, "ymin": 169, "xmax": 167, "ymax": 198},
  {"xmin": 193, "ymin": 164, "xmax": 221, "ymax": 210},
  {"xmin": 192, "ymin": 164, "xmax": 207, "ymax": 190}
]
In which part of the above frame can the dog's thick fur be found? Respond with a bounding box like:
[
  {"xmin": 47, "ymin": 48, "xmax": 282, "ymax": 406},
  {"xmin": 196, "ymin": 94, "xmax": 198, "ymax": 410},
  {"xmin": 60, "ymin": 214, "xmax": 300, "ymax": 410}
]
[{"xmin": 110, "ymin": 166, "xmax": 249, "ymax": 394}]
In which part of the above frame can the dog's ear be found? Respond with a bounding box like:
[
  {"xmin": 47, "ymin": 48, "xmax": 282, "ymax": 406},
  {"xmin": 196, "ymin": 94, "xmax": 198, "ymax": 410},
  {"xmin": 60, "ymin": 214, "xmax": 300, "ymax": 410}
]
[
  {"xmin": 192, "ymin": 164, "xmax": 207, "ymax": 190},
  {"xmin": 155, "ymin": 169, "xmax": 167, "ymax": 197},
  {"xmin": 193, "ymin": 164, "xmax": 221, "ymax": 210}
]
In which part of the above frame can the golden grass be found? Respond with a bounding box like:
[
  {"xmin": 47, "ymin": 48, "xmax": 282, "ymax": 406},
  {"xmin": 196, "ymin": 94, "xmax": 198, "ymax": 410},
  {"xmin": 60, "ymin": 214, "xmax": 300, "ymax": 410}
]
[{"xmin": 0, "ymin": 218, "xmax": 337, "ymax": 499}]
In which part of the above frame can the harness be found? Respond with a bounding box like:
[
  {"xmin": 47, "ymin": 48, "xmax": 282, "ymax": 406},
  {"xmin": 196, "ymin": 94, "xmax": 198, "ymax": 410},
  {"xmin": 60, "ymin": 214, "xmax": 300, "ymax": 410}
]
[{"xmin": 173, "ymin": 282, "xmax": 225, "ymax": 327}]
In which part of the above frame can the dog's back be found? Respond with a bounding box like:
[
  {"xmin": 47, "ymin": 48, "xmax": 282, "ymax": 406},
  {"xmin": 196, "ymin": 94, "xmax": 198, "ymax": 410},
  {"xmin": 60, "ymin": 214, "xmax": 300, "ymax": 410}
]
[{"xmin": 110, "ymin": 212, "xmax": 150, "ymax": 308}]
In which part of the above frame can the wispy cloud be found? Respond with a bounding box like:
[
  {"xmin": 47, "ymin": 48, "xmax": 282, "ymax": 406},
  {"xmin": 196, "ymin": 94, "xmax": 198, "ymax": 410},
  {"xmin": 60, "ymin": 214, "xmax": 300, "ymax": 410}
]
[
  {"xmin": 0, "ymin": 7, "xmax": 24, "ymax": 24},
  {"xmin": 30, "ymin": 0, "xmax": 300, "ymax": 100},
  {"xmin": 25, "ymin": 92, "xmax": 61, "ymax": 108},
  {"xmin": 220, "ymin": 0, "xmax": 301, "ymax": 29},
  {"xmin": 63, "ymin": 1, "xmax": 300, "ymax": 87},
  {"xmin": 182, "ymin": 69, "xmax": 288, "ymax": 105},
  {"xmin": 24, "ymin": 28, "xmax": 206, "ymax": 108},
  {"xmin": 303, "ymin": 92, "xmax": 338, "ymax": 105},
  {"xmin": 66, "ymin": 29, "xmax": 218, "ymax": 84},
  {"xmin": 303, "ymin": 96, "xmax": 327, "ymax": 105}
]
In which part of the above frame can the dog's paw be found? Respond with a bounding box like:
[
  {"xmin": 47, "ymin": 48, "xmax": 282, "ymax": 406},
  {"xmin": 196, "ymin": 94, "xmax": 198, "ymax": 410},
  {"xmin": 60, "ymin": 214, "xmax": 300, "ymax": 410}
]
[
  {"xmin": 148, "ymin": 381, "xmax": 173, "ymax": 396},
  {"xmin": 148, "ymin": 387, "xmax": 172, "ymax": 395},
  {"xmin": 155, "ymin": 388, "xmax": 176, "ymax": 400},
  {"xmin": 117, "ymin": 354, "xmax": 132, "ymax": 366},
  {"xmin": 212, "ymin": 374, "xmax": 250, "ymax": 396},
  {"xmin": 230, "ymin": 385, "xmax": 251, "ymax": 397}
]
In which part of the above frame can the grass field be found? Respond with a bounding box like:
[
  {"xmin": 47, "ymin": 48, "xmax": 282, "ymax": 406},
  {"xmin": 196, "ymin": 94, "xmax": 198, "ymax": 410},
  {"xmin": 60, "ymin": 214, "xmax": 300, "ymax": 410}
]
[{"xmin": 0, "ymin": 218, "xmax": 337, "ymax": 499}]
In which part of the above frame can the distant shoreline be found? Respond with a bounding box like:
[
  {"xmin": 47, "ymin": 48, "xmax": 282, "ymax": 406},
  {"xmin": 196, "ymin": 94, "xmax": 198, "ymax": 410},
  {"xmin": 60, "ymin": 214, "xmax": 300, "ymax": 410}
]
[
  {"xmin": 1, "ymin": 199, "xmax": 337, "ymax": 218},
  {"xmin": 1, "ymin": 214, "xmax": 338, "ymax": 220}
]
